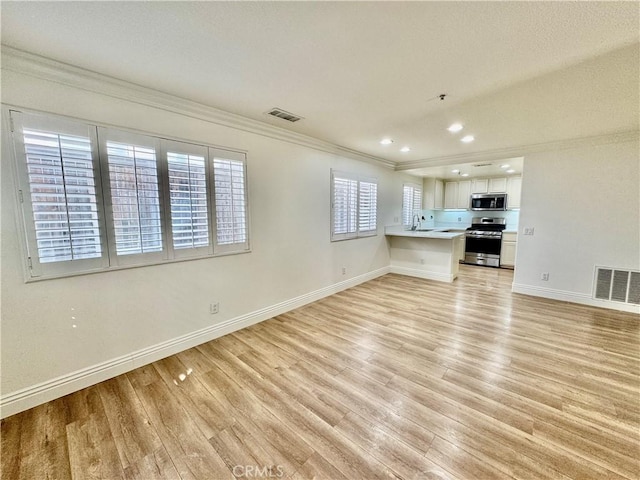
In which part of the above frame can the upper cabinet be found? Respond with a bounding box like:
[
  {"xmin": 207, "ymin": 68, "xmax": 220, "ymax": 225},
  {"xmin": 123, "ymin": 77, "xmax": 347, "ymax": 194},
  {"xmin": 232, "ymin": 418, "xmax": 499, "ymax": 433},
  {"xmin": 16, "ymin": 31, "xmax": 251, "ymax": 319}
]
[
  {"xmin": 444, "ymin": 181, "xmax": 458, "ymax": 209},
  {"xmin": 423, "ymin": 177, "xmax": 444, "ymax": 210},
  {"xmin": 471, "ymin": 178, "xmax": 488, "ymax": 194},
  {"xmin": 434, "ymin": 179, "xmax": 444, "ymax": 210},
  {"xmin": 444, "ymin": 180, "xmax": 471, "ymax": 209},
  {"xmin": 507, "ymin": 176, "xmax": 522, "ymax": 209},
  {"xmin": 489, "ymin": 177, "xmax": 508, "ymax": 193},
  {"xmin": 457, "ymin": 180, "xmax": 471, "ymax": 209}
]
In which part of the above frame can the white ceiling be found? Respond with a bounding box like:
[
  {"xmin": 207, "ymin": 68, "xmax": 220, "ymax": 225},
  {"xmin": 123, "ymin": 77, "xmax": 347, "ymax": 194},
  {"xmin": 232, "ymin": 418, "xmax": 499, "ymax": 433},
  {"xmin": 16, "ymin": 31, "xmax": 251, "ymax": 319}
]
[{"xmin": 2, "ymin": 2, "xmax": 638, "ymax": 170}]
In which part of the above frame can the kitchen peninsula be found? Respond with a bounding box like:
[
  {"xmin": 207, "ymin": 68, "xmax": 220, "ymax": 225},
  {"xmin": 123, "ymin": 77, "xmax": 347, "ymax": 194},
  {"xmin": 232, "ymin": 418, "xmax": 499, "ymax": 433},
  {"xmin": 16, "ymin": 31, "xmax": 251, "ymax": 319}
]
[{"xmin": 385, "ymin": 226, "xmax": 465, "ymax": 282}]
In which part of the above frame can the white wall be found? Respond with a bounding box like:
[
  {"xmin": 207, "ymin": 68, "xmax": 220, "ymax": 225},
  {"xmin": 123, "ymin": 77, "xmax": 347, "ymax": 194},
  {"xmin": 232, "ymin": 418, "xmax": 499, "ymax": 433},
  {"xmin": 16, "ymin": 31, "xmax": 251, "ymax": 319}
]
[
  {"xmin": 513, "ymin": 140, "xmax": 640, "ymax": 310},
  {"xmin": 0, "ymin": 68, "xmax": 414, "ymax": 415}
]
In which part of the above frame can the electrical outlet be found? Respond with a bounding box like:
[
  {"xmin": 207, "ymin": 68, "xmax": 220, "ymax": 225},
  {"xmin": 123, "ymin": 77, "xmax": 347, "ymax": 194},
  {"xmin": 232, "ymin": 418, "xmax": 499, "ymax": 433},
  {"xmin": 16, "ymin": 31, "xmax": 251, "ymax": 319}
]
[
  {"xmin": 458, "ymin": 217, "xmax": 462, "ymax": 222},
  {"xmin": 393, "ymin": 216, "xmax": 399, "ymax": 223},
  {"xmin": 210, "ymin": 302, "xmax": 219, "ymax": 314},
  {"xmin": 541, "ymin": 273, "xmax": 549, "ymax": 281},
  {"xmin": 524, "ymin": 227, "xmax": 535, "ymax": 236},
  {"xmin": 342, "ymin": 267, "xmax": 346, "ymax": 275},
  {"xmin": 420, "ymin": 259, "xmax": 425, "ymax": 265}
]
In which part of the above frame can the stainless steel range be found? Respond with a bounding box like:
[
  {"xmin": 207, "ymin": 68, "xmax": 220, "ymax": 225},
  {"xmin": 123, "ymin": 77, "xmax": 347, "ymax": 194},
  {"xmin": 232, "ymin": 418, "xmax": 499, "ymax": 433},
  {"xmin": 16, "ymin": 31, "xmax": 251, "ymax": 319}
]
[{"xmin": 464, "ymin": 217, "xmax": 507, "ymax": 267}]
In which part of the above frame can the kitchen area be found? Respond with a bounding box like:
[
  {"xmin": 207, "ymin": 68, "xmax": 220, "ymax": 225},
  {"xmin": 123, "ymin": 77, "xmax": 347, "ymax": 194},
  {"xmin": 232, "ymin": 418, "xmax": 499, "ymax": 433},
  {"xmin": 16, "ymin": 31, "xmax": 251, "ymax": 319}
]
[{"xmin": 386, "ymin": 158, "xmax": 522, "ymax": 282}]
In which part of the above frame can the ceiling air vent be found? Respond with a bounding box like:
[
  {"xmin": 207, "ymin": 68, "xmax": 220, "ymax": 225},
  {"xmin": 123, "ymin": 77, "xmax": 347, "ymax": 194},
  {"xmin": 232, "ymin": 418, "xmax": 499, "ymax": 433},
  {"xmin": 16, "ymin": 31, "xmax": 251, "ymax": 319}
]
[
  {"xmin": 594, "ymin": 267, "xmax": 640, "ymax": 305},
  {"xmin": 473, "ymin": 163, "xmax": 493, "ymax": 167},
  {"xmin": 266, "ymin": 108, "xmax": 303, "ymax": 123}
]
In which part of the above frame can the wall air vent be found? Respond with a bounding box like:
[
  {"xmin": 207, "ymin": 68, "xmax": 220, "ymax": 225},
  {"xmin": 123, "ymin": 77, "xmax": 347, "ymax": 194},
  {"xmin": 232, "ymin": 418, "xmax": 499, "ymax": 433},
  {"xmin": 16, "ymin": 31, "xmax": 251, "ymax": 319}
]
[
  {"xmin": 266, "ymin": 108, "xmax": 303, "ymax": 123},
  {"xmin": 594, "ymin": 267, "xmax": 640, "ymax": 305}
]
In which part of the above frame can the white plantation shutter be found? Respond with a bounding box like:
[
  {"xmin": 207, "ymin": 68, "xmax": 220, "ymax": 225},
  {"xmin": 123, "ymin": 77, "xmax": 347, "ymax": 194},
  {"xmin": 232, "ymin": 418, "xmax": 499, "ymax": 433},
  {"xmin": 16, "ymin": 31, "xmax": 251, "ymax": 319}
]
[
  {"xmin": 100, "ymin": 128, "xmax": 166, "ymax": 265},
  {"xmin": 11, "ymin": 109, "xmax": 252, "ymax": 279},
  {"xmin": 402, "ymin": 183, "xmax": 422, "ymax": 226},
  {"xmin": 331, "ymin": 170, "xmax": 377, "ymax": 241},
  {"xmin": 11, "ymin": 111, "xmax": 108, "ymax": 277},
  {"xmin": 212, "ymin": 149, "xmax": 249, "ymax": 253},
  {"xmin": 332, "ymin": 175, "xmax": 358, "ymax": 240},
  {"xmin": 358, "ymin": 180, "xmax": 377, "ymax": 235},
  {"xmin": 162, "ymin": 140, "xmax": 213, "ymax": 257}
]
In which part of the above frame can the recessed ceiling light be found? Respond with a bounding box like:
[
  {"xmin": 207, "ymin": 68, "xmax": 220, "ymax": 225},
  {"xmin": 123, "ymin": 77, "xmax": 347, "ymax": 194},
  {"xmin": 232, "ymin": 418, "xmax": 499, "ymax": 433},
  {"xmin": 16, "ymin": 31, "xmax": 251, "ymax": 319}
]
[
  {"xmin": 448, "ymin": 123, "xmax": 463, "ymax": 133},
  {"xmin": 461, "ymin": 135, "xmax": 475, "ymax": 143},
  {"xmin": 400, "ymin": 146, "xmax": 411, "ymax": 153},
  {"xmin": 500, "ymin": 164, "xmax": 510, "ymax": 169},
  {"xmin": 380, "ymin": 138, "xmax": 393, "ymax": 145},
  {"xmin": 461, "ymin": 173, "xmax": 469, "ymax": 177},
  {"xmin": 506, "ymin": 169, "xmax": 516, "ymax": 173},
  {"xmin": 451, "ymin": 169, "xmax": 460, "ymax": 173}
]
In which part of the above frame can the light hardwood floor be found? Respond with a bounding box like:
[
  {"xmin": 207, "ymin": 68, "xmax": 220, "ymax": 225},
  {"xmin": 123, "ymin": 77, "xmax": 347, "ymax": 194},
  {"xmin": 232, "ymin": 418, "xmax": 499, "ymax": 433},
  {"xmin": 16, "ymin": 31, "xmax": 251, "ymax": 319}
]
[{"xmin": 2, "ymin": 266, "xmax": 639, "ymax": 480}]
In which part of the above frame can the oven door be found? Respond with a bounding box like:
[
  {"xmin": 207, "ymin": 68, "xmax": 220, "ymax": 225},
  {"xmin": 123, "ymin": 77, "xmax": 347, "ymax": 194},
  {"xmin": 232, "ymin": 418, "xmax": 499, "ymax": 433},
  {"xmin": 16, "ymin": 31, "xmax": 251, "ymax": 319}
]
[
  {"xmin": 465, "ymin": 234, "xmax": 502, "ymax": 255},
  {"xmin": 464, "ymin": 234, "xmax": 502, "ymax": 266}
]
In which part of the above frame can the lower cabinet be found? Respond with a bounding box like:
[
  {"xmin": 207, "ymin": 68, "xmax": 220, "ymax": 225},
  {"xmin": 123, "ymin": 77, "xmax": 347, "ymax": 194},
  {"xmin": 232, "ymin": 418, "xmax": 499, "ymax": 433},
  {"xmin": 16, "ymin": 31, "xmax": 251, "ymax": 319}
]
[
  {"xmin": 456, "ymin": 235, "xmax": 466, "ymax": 262},
  {"xmin": 501, "ymin": 232, "xmax": 517, "ymax": 267}
]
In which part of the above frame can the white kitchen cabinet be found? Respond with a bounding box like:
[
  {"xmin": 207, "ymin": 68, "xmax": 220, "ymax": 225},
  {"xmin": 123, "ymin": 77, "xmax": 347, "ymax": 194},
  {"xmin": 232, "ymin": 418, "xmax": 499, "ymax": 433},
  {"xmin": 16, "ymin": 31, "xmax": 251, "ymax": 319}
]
[
  {"xmin": 445, "ymin": 180, "xmax": 473, "ymax": 209},
  {"xmin": 471, "ymin": 178, "xmax": 488, "ymax": 194},
  {"xmin": 457, "ymin": 180, "xmax": 471, "ymax": 209},
  {"xmin": 501, "ymin": 231, "xmax": 517, "ymax": 267},
  {"xmin": 489, "ymin": 177, "xmax": 507, "ymax": 193},
  {"xmin": 434, "ymin": 179, "xmax": 443, "ymax": 209},
  {"xmin": 444, "ymin": 181, "xmax": 458, "ymax": 209},
  {"xmin": 455, "ymin": 233, "xmax": 466, "ymax": 261},
  {"xmin": 507, "ymin": 175, "xmax": 522, "ymax": 209},
  {"xmin": 422, "ymin": 177, "xmax": 444, "ymax": 210}
]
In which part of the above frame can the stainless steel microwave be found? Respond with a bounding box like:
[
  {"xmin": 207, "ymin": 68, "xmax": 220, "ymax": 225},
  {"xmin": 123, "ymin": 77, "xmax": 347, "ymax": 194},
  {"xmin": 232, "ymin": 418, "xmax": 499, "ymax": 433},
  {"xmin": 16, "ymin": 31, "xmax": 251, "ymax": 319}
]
[{"xmin": 470, "ymin": 193, "xmax": 507, "ymax": 211}]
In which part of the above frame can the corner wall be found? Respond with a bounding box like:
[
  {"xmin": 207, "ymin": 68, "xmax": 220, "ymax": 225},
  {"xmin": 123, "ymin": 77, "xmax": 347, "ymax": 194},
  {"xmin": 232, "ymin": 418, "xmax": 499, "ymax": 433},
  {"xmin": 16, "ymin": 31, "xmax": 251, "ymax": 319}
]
[
  {"xmin": 0, "ymin": 67, "xmax": 413, "ymax": 416},
  {"xmin": 513, "ymin": 139, "xmax": 640, "ymax": 312}
]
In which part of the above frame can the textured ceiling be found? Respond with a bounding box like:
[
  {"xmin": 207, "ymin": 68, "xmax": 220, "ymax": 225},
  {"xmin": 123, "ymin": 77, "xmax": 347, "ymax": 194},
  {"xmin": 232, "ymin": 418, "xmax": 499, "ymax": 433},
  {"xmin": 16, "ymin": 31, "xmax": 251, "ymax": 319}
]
[{"xmin": 1, "ymin": 1, "xmax": 638, "ymax": 167}]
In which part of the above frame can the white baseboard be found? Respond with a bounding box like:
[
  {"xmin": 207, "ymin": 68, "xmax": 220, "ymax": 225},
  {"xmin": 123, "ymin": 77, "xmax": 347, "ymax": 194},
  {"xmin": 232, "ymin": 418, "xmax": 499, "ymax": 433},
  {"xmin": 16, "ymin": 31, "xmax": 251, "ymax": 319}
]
[
  {"xmin": 0, "ymin": 266, "xmax": 390, "ymax": 418},
  {"xmin": 512, "ymin": 283, "xmax": 640, "ymax": 314},
  {"xmin": 389, "ymin": 265, "xmax": 455, "ymax": 283}
]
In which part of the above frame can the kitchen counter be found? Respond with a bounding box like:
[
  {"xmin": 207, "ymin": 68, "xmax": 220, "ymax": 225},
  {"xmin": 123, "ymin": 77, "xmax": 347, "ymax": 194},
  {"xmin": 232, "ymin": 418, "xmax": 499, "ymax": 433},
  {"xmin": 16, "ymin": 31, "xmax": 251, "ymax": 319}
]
[
  {"xmin": 384, "ymin": 225, "xmax": 465, "ymax": 239},
  {"xmin": 385, "ymin": 226, "xmax": 464, "ymax": 283}
]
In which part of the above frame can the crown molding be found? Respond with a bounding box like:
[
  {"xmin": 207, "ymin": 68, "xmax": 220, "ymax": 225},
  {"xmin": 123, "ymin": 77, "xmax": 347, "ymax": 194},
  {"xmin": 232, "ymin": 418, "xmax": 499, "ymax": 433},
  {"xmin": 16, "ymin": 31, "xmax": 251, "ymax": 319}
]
[
  {"xmin": 395, "ymin": 130, "xmax": 640, "ymax": 171},
  {"xmin": 1, "ymin": 46, "xmax": 395, "ymax": 170}
]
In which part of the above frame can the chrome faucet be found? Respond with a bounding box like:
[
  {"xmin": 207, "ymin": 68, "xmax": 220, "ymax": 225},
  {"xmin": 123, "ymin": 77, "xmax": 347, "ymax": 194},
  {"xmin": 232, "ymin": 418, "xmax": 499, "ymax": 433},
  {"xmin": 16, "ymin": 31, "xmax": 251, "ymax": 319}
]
[{"xmin": 411, "ymin": 213, "xmax": 420, "ymax": 231}]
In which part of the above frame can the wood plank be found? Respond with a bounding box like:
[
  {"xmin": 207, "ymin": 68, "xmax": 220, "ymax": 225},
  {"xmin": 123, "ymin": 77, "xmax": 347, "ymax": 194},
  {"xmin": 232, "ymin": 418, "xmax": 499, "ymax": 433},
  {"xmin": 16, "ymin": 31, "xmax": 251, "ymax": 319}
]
[
  {"xmin": 66, "ymin": 413, "xmax": 125, "ymax": 480},
  {"xmin": 1, "ymin": 415, "xmax": 22, "ymax": 479},
  {"xmin": 14, "ymin": 399, "xmax": 73, "ymax": 480},
  {"xmin": 96, "ymin": 376, "xmax": 163, "ymax": 470},
  {"xmin": 123, "ymin": 447, "xmax": 181, "ymax": 480},
  {"xmin": 133, "ymin": 379, "xmax": 233, "ymax": 479}
]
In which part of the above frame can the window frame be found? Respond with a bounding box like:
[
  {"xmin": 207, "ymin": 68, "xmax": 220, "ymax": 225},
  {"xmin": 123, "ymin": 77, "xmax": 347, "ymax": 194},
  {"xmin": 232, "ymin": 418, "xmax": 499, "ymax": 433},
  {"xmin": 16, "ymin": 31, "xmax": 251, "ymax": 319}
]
[
  {"xmin": 99, "ymin": 127, "xmax": 168, "ymax": 267},
  {"xmin": 211, "ymin": 148, "xmax": 250, "ymax": 254},
  {"xmin": 161, "ymin": 139, "xmax": 215, "ymax": 259},
  {"xmin": 402, "ymin": 182, "xmax": 423, "ymax": 227},
  {"xmin": 330, "ymin": 169, "xmax": 378, "ymax": 242},
  {"xmin": 10, "ymin": 110, "xmax": 110, "ymax": 278},
  {"xmin": 8, "ymin": 107, "xmax": 251, "ymax": 281}
]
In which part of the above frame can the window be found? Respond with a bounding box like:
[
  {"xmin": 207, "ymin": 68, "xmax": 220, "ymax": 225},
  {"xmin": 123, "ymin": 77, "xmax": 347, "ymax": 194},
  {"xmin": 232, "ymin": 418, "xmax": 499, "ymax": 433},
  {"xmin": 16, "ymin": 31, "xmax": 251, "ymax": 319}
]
[
  {"xmin": 162, "ymin": 140, "xmax": 213, "ymax": 259},
  {"xmin": 10, "ymin": 110, "xmax": 250, "ymax": 279},
  {"xmin": 167, "ymin": 151, "xmax": 209, "ymax": 250},
  {"xmin": 212, "ymin": 149, "xmax": 249, "ymax": 252},
  {"xmin": 358, "ymin": 180, "xmax": 377, "ymax": 235},
  {"xmin": 100, "ymin": 129, "xmax": 165, "ymax": 266},
  {"xmin": 402, "ymin": 182, "xmax": 423, "ymax": 227},
  {"xmin": 330, "ymin": 170, "xmax": 378, "ymax": 241}
]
